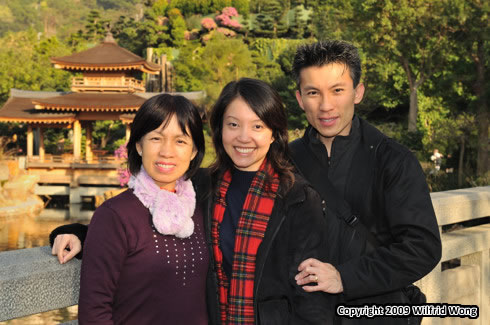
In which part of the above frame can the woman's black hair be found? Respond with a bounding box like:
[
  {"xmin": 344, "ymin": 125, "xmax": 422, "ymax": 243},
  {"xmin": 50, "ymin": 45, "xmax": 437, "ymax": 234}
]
[
  {"xmin": 209, "ymin": 78, "xmax": 294, "ymax": 189},
  {"xmin": 126, "ymin": 93, "xmax": 204, "ymax": 180}
]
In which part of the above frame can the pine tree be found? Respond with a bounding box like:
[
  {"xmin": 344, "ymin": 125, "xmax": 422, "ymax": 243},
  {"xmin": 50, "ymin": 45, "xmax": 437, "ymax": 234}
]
[
  {"xmin": 289, "ymin": 5, "xmax": 307, "ymax": 38},
  {"xmin": 85, "ymin": 10, "xmax": 110, "ymax": 42}
]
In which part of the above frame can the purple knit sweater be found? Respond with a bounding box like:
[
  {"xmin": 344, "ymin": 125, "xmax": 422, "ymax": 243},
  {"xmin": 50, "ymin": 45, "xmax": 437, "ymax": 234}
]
[{"xmin": 79, "ymin": 189, "xmax": 208, "ymax": 324}]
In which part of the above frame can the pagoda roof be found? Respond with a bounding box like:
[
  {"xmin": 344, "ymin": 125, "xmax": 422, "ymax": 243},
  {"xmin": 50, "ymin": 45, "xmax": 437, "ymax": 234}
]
[
  {"xmin": 51, "ymin": 33, "xmax": 161, "ymax": 74},
  {"xmin": 33, "ymin": 92, "xmax": 147, "ymax": 112},
  {"xmin": 0, "ymin": 90, "xmax": 75, "ymax": 124},
  {"xmin": 0, "ymin": 89, "xmax": 206, "ymax": 124}
]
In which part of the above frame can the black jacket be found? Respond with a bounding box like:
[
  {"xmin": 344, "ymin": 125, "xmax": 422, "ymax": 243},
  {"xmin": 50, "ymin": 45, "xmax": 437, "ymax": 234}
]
[
  {"xmin": 296, "ymin": 117, "xmax": 442, "ymax": 324},
  {"xmin": 194, "ymin": 169, "xmax": 337, "ymax": 324}
]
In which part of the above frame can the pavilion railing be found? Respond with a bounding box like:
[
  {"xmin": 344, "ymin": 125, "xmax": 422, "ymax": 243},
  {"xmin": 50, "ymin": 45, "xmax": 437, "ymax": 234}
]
[
  {"xmin": 26, "ymin": 154, "xmax": 124, "ymax": 165},
  {"xmin": 71, "ymin": 77, "xmax": 145, "ymax": 92}
]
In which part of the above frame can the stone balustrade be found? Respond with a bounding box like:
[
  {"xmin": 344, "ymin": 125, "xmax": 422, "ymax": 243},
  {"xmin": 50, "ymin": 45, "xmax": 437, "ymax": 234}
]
[
  {"xmin": 0, "ymin": 186, "xmax": 489, "ymax": 324},
  {"xmin": 418, "ymin": 186, "xmax": 490, "ymax": 325}
]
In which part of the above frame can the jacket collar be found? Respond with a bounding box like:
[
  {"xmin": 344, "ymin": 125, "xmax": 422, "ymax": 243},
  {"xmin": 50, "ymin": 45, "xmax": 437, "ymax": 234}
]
[{"xmin": 304, "ymin": 115, "xmax": 361, "ymax": 161}]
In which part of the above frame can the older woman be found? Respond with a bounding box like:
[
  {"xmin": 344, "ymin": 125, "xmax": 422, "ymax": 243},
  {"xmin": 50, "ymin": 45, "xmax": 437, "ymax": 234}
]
[{"xmin": 74, "ymin": 94, "xmax": 207, "ymax": 324}]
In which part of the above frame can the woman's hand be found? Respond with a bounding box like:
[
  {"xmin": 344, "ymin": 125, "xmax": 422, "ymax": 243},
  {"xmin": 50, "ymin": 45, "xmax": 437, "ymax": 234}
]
[
  {"xmin": 51, "ymin": 234, "xmax": 81, "ymax": 264},
  {"xmin": 295, "ymin": 258, "xmax": 344, "ymax": 294}
]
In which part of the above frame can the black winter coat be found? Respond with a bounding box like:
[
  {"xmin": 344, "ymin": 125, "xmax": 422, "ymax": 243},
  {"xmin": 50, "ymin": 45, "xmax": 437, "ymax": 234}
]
[
  {"xmin": 295, "ymin": 117, "xmax": 442, "ymax": 325},
  {"xmin": 193, "ymin": 169, "xmax": 337, "ymax": 324}
]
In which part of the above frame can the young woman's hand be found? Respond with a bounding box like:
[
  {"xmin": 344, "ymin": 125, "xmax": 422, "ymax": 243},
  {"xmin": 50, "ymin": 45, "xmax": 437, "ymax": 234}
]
[{"xmin": 51, "ymin": 234, "xmax": 81, "ymax": 264}]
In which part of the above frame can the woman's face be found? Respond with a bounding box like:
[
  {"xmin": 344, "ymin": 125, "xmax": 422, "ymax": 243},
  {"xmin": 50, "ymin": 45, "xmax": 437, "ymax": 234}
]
[
  {"xmin": 136, "ymin": 114, "xmax": 196, "ymax": 191},
  {"xmin": 222, "ymin": 97, "xmax": 274, "ymax": 171}
]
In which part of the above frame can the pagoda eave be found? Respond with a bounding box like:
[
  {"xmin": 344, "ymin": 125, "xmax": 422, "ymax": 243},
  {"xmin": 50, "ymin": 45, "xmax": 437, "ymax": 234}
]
[
  {"xmin": 0, "ymin": 116, "xmax": 75, "ymax": 124},
  {"xmin": 52, "ymin": 63, "xmax": 160, "ymax": 74},
  {"xmin": 32, "ymin": 105, "xmax": 140, "ymax": 112}
]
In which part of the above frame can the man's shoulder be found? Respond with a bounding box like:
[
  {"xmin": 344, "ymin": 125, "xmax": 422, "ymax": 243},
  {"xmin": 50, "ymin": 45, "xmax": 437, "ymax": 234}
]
[
  {"xmin": 281, "ymin": 173, "xmax": 320, "ymax": 206},
  {"xmin": 358, "ymin": 118, "xmax": 413, "ymax": 158}
]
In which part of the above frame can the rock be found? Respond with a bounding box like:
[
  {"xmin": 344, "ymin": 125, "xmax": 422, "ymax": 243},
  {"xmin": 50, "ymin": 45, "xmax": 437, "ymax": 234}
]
[
  {"xmin": 3, "ymin": 175, "xmax": 40, "ymax": 201},
  {"xmin": 0, "ymin": 164, "xmax": 8, "ymax": 182},
  {"xmin": 94, "ymin": 188, "xmax": 127, "ymax": 208}
]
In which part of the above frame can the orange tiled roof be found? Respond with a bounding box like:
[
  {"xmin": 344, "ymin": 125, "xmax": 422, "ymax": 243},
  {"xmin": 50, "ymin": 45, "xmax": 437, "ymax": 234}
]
[
  {"xmin": 0, "ymin": 89, "xmax": 206, "ymax": 123},
  {"xmin": 33, "ymin": 92, "xmax": 148, "ymax": 112},
  {"xmin": 51, "ymin": 33, "xmax": 161, "ymax": 74},
  {"xmin": 0, "ymin": 96, "xmax": 75, "ymax": 124}
]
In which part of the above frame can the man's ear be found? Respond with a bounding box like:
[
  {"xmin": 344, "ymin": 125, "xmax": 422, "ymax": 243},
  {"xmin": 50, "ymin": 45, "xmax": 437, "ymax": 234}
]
[
  {"xmin": 295, "ymin": 90, "xmax": 305, "ymax": 112},
  {"xmin": 354, "ymin": 83, "xmax": 365, "ymax": 104}
]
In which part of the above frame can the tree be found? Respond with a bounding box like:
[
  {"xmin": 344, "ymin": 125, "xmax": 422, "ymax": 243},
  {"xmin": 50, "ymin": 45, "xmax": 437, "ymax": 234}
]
[
  {"xmin": 92, "ymin": 120, "xmax": 125, "ymax": 151},
  {"xmin": 0, "ymin": 30, "xmax": 72, "ymax": 148},
  {"xmin": 211, "ymin": 0, "xmax": 233, "ymax": 12},
  {"xmin": 445, "ymin": 0, "xmax": 489, "ymax": 177},
  {"xmin": 168, "ymin": 8, "xmax": 187, "ymax": 47},
  {"xmin": 232, "ymin": 0, "xmax": 250, "ymax": 18},
  {"xmin": 111, "ymin": 15, "xmax": 143, "ymax": 53},
  {"xmin": 0, "ymin": 30, "xmax": 71, "ymax": 104},
  {"xmin": 85, "ymin": 10, "xmax": 110, "ymax": 42},
  {"xmin": 173, "ymin": 42, "xmax": 206, "ymax": 91},
  {"xmin": 322, "ymin": 0, "xmax": 456, "ymax": 132},
  {"xmin": 249, "ymin": 38, "xmax": 309, "ymax": 128},
  {"xmin": 253, "ymin": 0, "xmax": 289, "ymax": 38},
  {"xmin": 200, "ymin": 35, "xmax": 256, "ymax": 103},
  {"xmin": 289, "ymin": 5, "xmax": 307, "ymax": 38}
]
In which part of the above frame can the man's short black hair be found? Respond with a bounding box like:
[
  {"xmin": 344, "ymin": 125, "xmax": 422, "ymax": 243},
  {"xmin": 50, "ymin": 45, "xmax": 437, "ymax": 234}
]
[
  {"xmin": 126, "ymin": 93, "xmax": 204, "ymax": 180},
  {"xmin": 292, "ymin": 40, "xmax": 362, "ymax": 88}
]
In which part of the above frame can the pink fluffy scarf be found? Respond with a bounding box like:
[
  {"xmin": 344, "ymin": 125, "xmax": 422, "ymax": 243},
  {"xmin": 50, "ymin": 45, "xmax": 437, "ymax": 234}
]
[{"xmin": 128, "ymin": 166, "xmax": 196, "ymax": 238}]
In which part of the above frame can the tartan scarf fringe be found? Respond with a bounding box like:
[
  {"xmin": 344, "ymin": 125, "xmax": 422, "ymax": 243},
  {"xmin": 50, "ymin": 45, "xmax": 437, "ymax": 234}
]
[{"xmin": 211, "ymin": 159, "xmax": 280, "ymax": 324}]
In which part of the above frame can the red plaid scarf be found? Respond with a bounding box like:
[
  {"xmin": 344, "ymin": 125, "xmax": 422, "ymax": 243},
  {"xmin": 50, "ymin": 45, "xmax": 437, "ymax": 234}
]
[{"xmin": 211, "ymin": 159, "xmax": 280, "ymax": 324}]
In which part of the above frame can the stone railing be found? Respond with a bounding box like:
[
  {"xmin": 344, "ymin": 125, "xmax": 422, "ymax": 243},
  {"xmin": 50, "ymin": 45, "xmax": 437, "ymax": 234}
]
[
  {"xmin": 416, "ymin": 186, "xmax": 490, "ymax": 325},
  {"xmin": 0, "ymin": 186, "xmax": 489, "ymax": 323},
  {"xmin": 0, "ymin": 246, "xmax": 80, "ymax": 324}
]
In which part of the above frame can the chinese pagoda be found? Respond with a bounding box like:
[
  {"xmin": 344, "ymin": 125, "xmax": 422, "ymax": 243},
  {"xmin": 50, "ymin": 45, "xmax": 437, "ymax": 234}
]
[{"xmin": 0, "ymin": 32, "xmax": 205, "ymax": 197}]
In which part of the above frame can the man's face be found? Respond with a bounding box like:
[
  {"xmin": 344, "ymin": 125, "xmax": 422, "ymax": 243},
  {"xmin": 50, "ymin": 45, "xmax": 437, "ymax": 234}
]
[{"xmin": 295, "ymin": 63, "xmax": 365, "ymax": 149}]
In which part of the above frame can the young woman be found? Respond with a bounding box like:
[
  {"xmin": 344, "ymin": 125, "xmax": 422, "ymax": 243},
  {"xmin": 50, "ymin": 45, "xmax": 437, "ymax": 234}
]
[
  {"xmin": 204, "ymin": 78, "xmax": 333, "ymax": 324},
  {"xmin": 70, "ymin": 94, "xmax": 208, "ymax": 324},
  {"xmin": 51, "ymin": 79, "xmax": 336, "ymax": 324}
]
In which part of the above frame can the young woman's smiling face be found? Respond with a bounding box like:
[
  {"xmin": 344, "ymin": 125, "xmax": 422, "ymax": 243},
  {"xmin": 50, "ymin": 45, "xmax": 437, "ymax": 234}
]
[
  {"xmin": 136, "ymin": 114, "xmax": 196, "ymax": 191},
  {"xmin": 221, "ymin": 97, "xmax": 274, "ymax": 171}
]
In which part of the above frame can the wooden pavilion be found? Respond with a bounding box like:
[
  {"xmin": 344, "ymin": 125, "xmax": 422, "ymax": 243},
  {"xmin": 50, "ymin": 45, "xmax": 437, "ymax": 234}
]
[{"xmin": 0, "ymin": 33, "xmax": 205, "ymax": 197}]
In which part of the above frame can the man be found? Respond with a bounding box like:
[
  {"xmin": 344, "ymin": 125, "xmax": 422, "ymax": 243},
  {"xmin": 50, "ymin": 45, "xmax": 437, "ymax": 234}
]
[
  {"xmin": 431, "ymin": 149, "xmax": 444, "ymax": 171},
  {"xmin": 291, "ymin": 40, "xmax": 442, "ymax": 324}
]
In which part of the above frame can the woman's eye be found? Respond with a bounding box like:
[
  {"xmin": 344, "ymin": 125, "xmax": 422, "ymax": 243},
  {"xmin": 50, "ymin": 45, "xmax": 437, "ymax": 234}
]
[
  {"xmin": 177, "ymin": 139, "xmax": 187, "ymax": 144},
  {"xmin": 228, "ymin": 122, "xmax": 238, "ymax": 127},
  {"xmin": 254, "ymin": 124, "xmax": 264, "ymax": 130}
]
